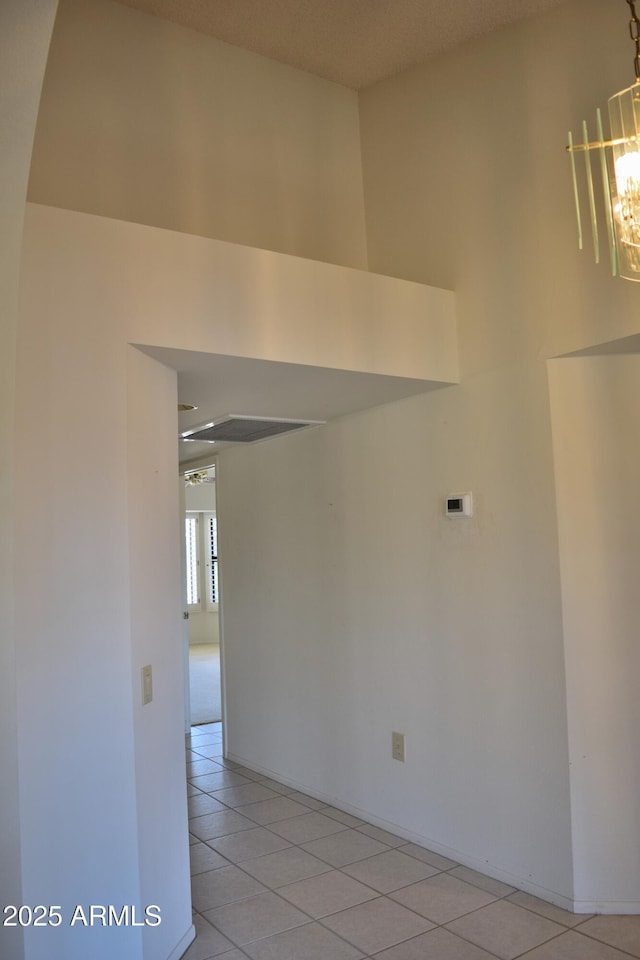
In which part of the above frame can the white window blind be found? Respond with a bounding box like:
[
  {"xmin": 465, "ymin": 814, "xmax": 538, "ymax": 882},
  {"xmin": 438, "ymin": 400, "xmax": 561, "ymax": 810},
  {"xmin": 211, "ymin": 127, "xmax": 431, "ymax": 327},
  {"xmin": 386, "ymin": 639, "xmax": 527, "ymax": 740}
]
[
  {"xmin": 205, "ymin": 512, "xmax": 218, "ymax": 610},
  {"xmin": 185, "ymin": 514, "xmax": 200, "ymax": 607},
  {"xmin": 185, "ymin": 511, "xmax": 219, "ymax": 611}
]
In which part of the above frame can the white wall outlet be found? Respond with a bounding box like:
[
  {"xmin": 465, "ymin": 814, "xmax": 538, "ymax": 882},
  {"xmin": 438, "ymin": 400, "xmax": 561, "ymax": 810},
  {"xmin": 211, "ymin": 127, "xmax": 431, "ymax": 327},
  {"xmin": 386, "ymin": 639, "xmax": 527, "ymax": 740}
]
[
  {"xmin": 392, "ymin": 731, "xmax": 406, "ymax": 762},
  {"xmin": 141, "ymin": 664, "xmax": 153, "ymax": 705}
]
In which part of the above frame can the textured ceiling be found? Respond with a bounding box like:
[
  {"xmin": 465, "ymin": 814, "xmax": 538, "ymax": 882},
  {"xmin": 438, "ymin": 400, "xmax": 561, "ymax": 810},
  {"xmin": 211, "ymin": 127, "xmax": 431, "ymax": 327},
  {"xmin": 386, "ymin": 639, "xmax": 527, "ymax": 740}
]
[{"xmin": 115, "ymin": 0, "xmax": 569, "ymax": 89}]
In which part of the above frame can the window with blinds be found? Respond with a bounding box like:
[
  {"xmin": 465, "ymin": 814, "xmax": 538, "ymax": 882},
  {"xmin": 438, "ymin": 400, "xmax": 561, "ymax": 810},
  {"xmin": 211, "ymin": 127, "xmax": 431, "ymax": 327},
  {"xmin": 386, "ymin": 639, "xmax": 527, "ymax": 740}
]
[
  {"xmin": 185, "ymin": 514, "xmax": 200, "ymax": 607},
  {"xmin": 185, "ymin": 511, "xmax": 219, "ymax": 611},
  {"xmin": 205, "ymin": 513, "xmax": 218, "ymax": 610}
]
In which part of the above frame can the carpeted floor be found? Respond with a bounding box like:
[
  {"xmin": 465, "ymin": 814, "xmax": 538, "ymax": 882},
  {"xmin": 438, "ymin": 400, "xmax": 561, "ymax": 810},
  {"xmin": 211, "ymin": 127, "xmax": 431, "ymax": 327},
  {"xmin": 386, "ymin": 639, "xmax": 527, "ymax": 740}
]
[{"xmin": 189, "ymin": 643, "xmax": 221, "ymax": 725}]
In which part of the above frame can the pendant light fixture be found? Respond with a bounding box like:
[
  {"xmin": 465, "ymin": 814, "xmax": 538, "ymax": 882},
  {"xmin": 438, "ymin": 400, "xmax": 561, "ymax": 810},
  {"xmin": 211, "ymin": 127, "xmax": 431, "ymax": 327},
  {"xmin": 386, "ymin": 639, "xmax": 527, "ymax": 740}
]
[{"xmin": 567, "ymin": 0, "xmax": 640, "ymax": 280}]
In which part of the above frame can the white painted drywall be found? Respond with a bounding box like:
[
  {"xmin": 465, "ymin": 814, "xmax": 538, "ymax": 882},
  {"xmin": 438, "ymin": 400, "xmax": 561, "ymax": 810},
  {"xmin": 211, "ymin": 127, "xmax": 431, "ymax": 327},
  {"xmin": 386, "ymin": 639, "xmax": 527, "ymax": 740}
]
[
  {"xmin": 127, "ymin": 346, "xmax": 194, "ymax": 957},
  {"xmin": 14, "ymin": 274, "xmax": 145, "ymax": 957},
  {"xmin": 188, "ymin": 611, "xmax": 220, "ymax": 646},
  {"xmin": 14, "ymin": 210, "xmax": 213, "ymax": 959},
  {"xmin": 359, "ymin": 0, "xmax": 639, "ymax": 362},
  {"xmin": 28, "ymin": 0, "xmax": 368, "ymax": 270},
  {"xmin": 185, "ymin": 482, "xmax": 216, "ymax": 514},
  {"xmin": 217, "ymin": 0, "xmax": 640, "ymax": 912},
  {"xmin": 354, "ymin": 0, "xmax": 640, "ymax": 909},
  {"xmin": 16, "ymin": 199, "xmax": 454, "ymax": 957},
  {"xmin": 14, "ymin": 0, "xmax": 640, "ymax": 928},
  {"xmin": 26, "ymin": 203, "xmax": 457, "ymax": 385},
  {"xmin": 0, "ymin": 3, "xmax": 58, "ymax": 959},
  {"xmin": 549, "ymin": 356, "xmax": 640, "ymax": 912},
  {"xmin": 217, "ymin": 372, "xmax": 574, "ymax": 904}
]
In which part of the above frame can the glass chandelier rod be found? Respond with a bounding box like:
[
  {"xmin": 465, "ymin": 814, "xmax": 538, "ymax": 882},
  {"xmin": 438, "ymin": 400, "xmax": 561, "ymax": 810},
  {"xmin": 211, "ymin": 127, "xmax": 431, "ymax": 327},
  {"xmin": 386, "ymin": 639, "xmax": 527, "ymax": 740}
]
[{"xmin": 565, "ymin": 0, "xmax": 640, "ymax": 280}]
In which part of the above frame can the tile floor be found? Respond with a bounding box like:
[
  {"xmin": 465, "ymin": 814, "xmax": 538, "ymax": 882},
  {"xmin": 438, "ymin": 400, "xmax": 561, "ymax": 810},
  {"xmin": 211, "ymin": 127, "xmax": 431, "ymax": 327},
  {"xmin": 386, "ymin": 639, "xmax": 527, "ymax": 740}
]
[{"xmin": 184, "ymin": 723, "xmax": 640, "ymax": 960}]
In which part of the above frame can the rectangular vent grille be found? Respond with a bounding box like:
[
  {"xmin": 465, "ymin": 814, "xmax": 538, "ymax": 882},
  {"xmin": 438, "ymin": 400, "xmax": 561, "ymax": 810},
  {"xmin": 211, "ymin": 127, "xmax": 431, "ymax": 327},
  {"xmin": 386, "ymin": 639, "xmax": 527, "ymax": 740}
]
[{"xmin": 184, "ymin": 416, "xmax": 323, "ymax": 444}]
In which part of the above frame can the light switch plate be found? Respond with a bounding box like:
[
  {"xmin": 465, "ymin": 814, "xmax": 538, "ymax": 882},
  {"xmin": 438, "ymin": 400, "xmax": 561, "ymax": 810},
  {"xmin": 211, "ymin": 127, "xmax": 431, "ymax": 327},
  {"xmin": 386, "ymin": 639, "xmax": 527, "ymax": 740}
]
[
  {"xmin": 141, "ymin": 664, "xmax": 153, "ymax": 705},
  {"xmin": 392, "ymin": 731, "xmax": 406, "ymax": 762}
]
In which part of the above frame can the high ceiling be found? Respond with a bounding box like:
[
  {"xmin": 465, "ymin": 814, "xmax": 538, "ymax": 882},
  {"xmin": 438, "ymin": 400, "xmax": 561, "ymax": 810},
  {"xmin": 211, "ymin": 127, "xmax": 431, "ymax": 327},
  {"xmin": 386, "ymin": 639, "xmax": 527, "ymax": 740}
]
[
  {"xmin": 115, "ymin": 0, "xmax": 569, "ymax": 89},
  {"xmin": 111, "ymin": 0, "xmax": 571, "ymax": 467}
]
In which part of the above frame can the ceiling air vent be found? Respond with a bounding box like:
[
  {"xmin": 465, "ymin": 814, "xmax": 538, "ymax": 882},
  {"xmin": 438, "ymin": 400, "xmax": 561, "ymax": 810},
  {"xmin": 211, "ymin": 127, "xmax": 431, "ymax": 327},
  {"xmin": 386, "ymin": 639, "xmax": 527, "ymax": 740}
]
[{"xmin": 181, "ymin": 415, "xmax": 324, "ymax": 444}]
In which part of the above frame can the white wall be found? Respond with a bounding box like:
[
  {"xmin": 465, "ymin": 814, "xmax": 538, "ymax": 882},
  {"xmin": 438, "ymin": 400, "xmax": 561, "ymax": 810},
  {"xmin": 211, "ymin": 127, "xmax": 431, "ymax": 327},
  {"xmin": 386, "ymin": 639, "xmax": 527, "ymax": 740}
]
[
  {"xmin": 14, "ymin": 281, "xmax": 144, "ymax": 958},
  {"xmin": 28, "ymin": 0, "xmax": 368, "ymax": 270},
  {"xmin": 16, "ymin": 200, "xmax": 449, "ymax": 956},
  {"xmin": 13, "ymin": 207, "xmax": 249, "ymax": 958},
  {"xmin": 188, "ymin": 611, "xmax": 220, "ymax": 646},
  {"xmin": 218, "ymin": 377, "xmax": 574, "ymax": 904},
  {"xmin": 26, "ymin": 203, "xmax": 456, "ymax": 384},
  {"xmin": 127, "ymin": 347, "xmax": 194, "ymax": 957},
  {"xmin": 185, "ymin": 481, "xmax": 216, "ymax": 514},
  {"xmin": 549, "ymin": 356, "xmax": 640, "ymax": 912},
  {"xmin": 217, "ymin": 0, "xmax": 640, "ymax": 912},
  {"xmin": 356, "ymin": 0, "xmax": 640, "ymax": 910},
  {"xmin": 14, "ymin": 0, "xmax": 640, "ymax": 928},
  {"xmin": 0, "ymin": 4, "xmax": 58, "ymax": 960}
]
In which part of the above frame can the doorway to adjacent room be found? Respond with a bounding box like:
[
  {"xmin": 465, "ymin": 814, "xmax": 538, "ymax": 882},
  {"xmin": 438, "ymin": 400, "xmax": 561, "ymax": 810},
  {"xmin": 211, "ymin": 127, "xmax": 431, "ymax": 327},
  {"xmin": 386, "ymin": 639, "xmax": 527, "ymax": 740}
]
[{"xmin": 183, "ymin": 466, "xmax": 222, "ymax": 726}]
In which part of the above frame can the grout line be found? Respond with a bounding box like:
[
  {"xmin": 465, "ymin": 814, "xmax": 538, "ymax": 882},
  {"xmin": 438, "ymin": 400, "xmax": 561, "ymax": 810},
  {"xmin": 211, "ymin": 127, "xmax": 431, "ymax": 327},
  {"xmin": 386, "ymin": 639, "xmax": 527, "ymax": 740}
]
[{"xmin": 186, "ymin": 738, "xmax": 637, "ymax": 960}]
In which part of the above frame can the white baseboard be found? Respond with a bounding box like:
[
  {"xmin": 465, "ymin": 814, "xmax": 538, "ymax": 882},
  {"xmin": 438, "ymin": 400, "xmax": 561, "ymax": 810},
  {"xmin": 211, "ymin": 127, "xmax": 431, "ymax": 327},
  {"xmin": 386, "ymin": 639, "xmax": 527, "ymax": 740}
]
[
  {"xmin": 224, "ymin": 751, "xmax": 616, "ymax": 916},
  {"xmin": 572, "ymin": 899, "xmax": 640, "ymax": 915}
]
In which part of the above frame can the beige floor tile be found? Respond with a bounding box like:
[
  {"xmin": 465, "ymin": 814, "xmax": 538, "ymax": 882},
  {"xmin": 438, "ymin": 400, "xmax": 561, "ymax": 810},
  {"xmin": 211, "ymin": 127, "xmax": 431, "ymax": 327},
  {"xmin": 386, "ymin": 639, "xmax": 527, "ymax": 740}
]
[
  {"xmin": 189, "ymin": 809, "xmax": 257, "ymax": 841},
  {"xmin": 278, "ymin": 869, "xmax": 378, "ymax": 917},
  {"xmin": 223, "ymin": 764, "xmax": 264, "ymax": 782},
  {"xmin": 321, "ymin": 807, "xmax": 367, "ymax": 828},
  {"xmin": 397, "ymin": 843, "xmax": 459, "ymax": 870},
  {"xmin": 211, "ymin": 783, "xmax": 279, "ymax": 808},
  {"xmin": 519, "ymin": 928, "xmax": 633, "ymax": 959},
  {"xmin": 356, "ymin": 824, "xmax": 406, "ymax": 847},
  {"xmin": 187, "ymin": 740, "xmax": 640, "ymax": 960},
  {"xmin": 190, "ymin": 771, "xmax": 252, "ymax": 793},
  {"xmin": 191, "ymin": 865, "xmax": 268, "ymax": 912},
  {"xmin": 190, "ymin": 841, "xmax": 231, "ymax": 876},
  {"xmin": 445, "ymin": 899, "xmax": 564, "ymax": 959},
  {"xmin": 191, "ymin": 745, "xmax": 227, "ymax": 761},
  {"xmin": 181, "ymin": 914, "xmax": 235, "ymax": 960},
  {"xmin": 268, "ymin": 811, "xmax": 349, "ymax": 844},
  {"xmin": 190, "ymin": 746, "xmax": 224, "ymax": 757},
  {"xmin": 242, "ymin": 921, "xmax": 365, "ymax": 959},
  {"xmin": 188, "ymin": 734, "xmax": 224, "ymax": 748},
  {"xmin": 322, "ymin": 896, "xmax": 434, "ymax": 953},
  {"xmin": 285, "ymin": 790, "xmax": 327, "ymax": 810},
  {"xmin": 390, "ymin": 872, "xmax": 497, "ymax": 924},
  {"xmin": 578, "ymin": 915, "xmax": 640, "ymax": 957},
  {"xmin": 206, "ymin": 827, "xmax": 291, "ymax": 863},
  {"xmin": 189, "ymin": 758, "xmax": 227, "ymax": 777},
  {"xmin": 189, "ymin": 794, "xmax": 229, "ymax": 818},
  {"xmin": 301, "ymin": 829, "xmax": 391, "ymax": 867},
  {"xmin": 506, "ymin": 891, "xmax": 591, "ymax": 927},
  {"xmin": 342, "ymin": 848, "xmax": 442, "ymax": 893},
  {"xmin": 240, "ymin": 846, "xmax": 332, "ymax": 887},
  {"xmin": 254, "ymin": 776, "xmax": 296, "ymax": 795},
  {"xmin": 372, "ymin": 926, "xmax": 499, "ymax": 959},
  {"xmin": 203, "ymin": 890, "xmax": 308, "ymax": 945},
  {"xmin": 240, "ymin": 796, "xmax": 312, "ymax": 825},
  {"xmin": 448, "ymin": 865, "xmax": 516, "ymax": 898}
]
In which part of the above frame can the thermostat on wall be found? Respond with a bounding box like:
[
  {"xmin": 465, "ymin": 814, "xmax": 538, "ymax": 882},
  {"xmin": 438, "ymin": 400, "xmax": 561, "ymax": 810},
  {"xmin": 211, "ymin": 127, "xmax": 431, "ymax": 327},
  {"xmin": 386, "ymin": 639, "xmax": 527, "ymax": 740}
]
[{"xmin": 445, "ymin": 492, "xmax": 473, "ymax": 518}]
